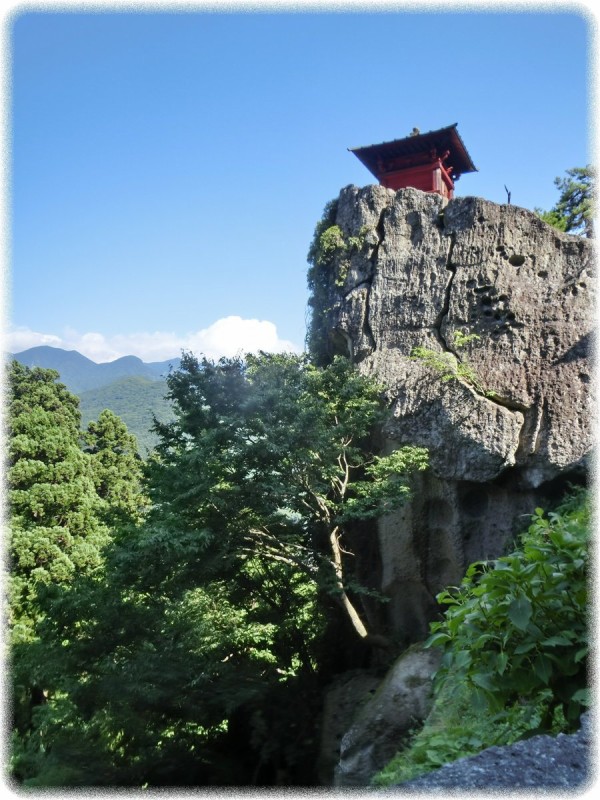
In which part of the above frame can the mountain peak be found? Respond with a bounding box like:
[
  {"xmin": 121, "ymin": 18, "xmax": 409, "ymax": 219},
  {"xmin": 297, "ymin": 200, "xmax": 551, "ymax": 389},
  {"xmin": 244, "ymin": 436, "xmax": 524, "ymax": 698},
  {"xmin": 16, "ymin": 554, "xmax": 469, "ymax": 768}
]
[{"xmin": 10, "ymin": 345, "xmax": 180, "ymax": 394}]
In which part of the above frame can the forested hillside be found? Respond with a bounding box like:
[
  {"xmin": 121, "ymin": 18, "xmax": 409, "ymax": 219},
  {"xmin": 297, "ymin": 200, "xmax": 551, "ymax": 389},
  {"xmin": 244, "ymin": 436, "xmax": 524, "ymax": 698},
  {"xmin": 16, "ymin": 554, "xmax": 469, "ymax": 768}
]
[
  {"xmin": 79, "ymin": 376, "xmax": 174, "ymax": 455},
  {"xmin": 10, "ymin": 346, "xmax": 179, "ymax": 393}
]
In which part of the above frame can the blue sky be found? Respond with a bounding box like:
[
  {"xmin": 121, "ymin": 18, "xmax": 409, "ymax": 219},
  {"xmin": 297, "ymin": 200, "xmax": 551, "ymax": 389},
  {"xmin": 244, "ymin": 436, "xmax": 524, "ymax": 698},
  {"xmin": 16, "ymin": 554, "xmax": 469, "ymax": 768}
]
[{"xmin": 5, "ymin": 2, "xmax": 595, "ymax": 362}]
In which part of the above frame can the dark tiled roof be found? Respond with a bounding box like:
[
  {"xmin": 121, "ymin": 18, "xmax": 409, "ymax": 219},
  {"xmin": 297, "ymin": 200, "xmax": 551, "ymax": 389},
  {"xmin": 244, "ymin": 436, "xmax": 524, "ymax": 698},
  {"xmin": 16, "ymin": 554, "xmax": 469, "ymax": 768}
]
[{"xmin": 349, "ymin": 123, "xmax": 477, "ymax": 179}]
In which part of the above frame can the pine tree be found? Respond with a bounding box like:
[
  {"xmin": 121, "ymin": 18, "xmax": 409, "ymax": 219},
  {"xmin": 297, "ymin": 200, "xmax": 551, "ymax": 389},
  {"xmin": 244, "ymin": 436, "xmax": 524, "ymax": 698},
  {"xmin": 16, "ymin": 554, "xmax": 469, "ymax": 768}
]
[{"xmin": 536, "ymin": 165, "xmax": 595, "ymax": 237}]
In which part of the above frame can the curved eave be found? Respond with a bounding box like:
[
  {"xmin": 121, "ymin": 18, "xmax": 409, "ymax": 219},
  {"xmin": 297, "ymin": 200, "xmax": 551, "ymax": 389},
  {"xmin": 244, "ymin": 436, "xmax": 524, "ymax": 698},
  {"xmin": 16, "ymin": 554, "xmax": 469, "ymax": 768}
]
[{"xmin": 349, "ymin": 123, "xmax": 477, "ymax": 178}]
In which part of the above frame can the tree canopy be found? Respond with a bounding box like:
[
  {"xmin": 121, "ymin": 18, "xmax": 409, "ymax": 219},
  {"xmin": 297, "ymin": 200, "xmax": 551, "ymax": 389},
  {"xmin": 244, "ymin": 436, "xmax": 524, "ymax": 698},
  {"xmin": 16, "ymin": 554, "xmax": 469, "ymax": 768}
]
[
  {"xmin": 84, "ymin": 409, "xmax": 148, "ymax": 524},
  {"xmin": 7, "ymin": 362, "xmax": 154, "ymax": 783},
  {"xmin": 8, "ymin": 352, "xmax": 428, "ymax": 787},
  {"xmin": 147, "ymin": 351, "xmax": 428, "ymax": 643}
]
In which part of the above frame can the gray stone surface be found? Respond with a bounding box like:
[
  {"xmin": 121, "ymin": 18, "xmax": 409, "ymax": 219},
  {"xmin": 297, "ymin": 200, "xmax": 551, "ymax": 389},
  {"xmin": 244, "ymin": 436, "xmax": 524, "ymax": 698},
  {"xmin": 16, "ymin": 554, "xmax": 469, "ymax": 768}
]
[
  {"xmin": 334, "ymin": 646, "xmax": 441, "ymax": 787},
  {"xmin": 395, "ymin": 712, "xmax": 594, "ymax": 792},
  {"xmin": 312, "ymin": 186, "xmax": 593, "ymax": 789},
  {"xmin": 317, "ymin": 185, "xmax": 593, "ymax": 643},
  {"xmin": 328, "ymin": 184, "xmax": 592, "ymax": 486}
]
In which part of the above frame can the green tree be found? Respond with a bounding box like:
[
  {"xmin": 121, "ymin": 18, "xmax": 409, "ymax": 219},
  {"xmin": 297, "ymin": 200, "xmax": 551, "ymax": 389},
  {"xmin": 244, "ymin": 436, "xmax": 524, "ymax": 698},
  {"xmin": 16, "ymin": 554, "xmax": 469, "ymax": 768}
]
[
  {"xmin": 536, "ymin": 207, "xmax": 568, "ymax": 232},
  {"xmin": 7, "ymin": 362, "xmax": 109, "ymax": 642},
  {"xmin": 7, "ymin": 362, "xmax": 111, "ymax": 754},
  {"xmin": 10, "ymin": 353, "xmax": 428, "ymax": 787},
  {"xmin": 12, "ymin": 563, "xmax": 300, "ymax": 786},
  {"xmin": 537, "ymin": 165, "xmax": 595, "ymax": 237},
  {"xmin": 84, "ymin": 409, "xmax": 149, "ymax": 525},
  {"xmin": 148, "ymin": 351, "xmax": 428, "ymax": 645}
]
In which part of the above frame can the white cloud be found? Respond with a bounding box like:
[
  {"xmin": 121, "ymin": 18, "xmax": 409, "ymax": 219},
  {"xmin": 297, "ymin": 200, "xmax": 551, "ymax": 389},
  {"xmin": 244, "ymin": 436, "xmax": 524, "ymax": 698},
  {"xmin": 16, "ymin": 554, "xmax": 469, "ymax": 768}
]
[
  {"xmin": 5, "ymin": 317, "xmax": 302, "ymax": 364},
  {"xmin": 3, "ymin": 326, "xmax": 63, "ymax": 353},
  {"xmin": 186, "ymin": 317, "xmax": 299, "ymax": 361}
]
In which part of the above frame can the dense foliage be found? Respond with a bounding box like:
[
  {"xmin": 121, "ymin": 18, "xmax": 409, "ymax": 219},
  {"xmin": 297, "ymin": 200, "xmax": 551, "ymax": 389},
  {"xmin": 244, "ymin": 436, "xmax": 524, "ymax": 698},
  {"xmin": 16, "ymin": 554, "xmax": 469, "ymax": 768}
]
[
  {"xmin": 7, "ymin": 363, "xmax": 135, "ymax": 772},
  {"xmin": 84, "ymin": 409, "xmax": 149, "ymax": 524},
  {"xmin": 374, "ymin": 489, "xmax": 590, "ymax": 786},
  {"xmin": 7, "ymin": 353, "xmax": 427, "ymax": 787},
  {"xmin": 149, "ymin": 352, "xmax": 427, "ymax": 643},
  {"xmin": 430, "ymin": 490, "xmax": 589, "ymax": 727}
]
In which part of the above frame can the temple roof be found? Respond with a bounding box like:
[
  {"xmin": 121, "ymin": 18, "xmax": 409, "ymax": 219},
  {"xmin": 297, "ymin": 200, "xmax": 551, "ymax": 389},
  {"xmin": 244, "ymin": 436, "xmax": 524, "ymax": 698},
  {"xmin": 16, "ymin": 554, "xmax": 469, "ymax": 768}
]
[{"xmin": 349, "ymin": 124, "xmax": 477, "ymax": 180}]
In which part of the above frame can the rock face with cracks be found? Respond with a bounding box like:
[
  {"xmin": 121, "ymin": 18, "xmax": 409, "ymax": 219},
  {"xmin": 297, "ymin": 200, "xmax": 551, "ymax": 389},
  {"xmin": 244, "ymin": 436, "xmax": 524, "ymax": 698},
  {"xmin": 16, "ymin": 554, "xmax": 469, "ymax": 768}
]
[
  {"xmin": 311, "ymin": 184, "xmax": 593, "ymax": 645},
  {"xmin": 312, "ymin": 185, "xmax": 592, "ymax": 787}
]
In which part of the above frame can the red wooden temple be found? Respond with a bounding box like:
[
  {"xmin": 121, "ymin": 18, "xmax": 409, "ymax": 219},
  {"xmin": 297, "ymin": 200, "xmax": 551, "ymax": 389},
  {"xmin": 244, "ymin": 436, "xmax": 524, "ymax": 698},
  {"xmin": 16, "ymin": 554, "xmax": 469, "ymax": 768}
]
[{"xmin": 349, "ymin": 124, "xmax": 476, "ymax": 200}]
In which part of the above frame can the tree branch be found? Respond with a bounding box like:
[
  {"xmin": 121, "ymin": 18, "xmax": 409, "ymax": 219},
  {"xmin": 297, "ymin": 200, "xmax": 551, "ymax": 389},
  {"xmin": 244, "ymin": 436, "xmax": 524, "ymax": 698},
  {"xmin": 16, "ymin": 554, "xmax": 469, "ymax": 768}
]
[{"xmin": 328, "ymin": 526, "xmax": 369, "ymax": 640}]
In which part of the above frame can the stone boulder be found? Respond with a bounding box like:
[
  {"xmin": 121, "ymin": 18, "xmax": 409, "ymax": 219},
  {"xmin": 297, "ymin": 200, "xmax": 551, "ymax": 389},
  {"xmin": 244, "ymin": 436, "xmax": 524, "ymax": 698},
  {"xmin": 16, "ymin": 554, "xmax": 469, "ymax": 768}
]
[{"xmin": 333, "ymin": 645, "xmax": 441, "ymax": 787}]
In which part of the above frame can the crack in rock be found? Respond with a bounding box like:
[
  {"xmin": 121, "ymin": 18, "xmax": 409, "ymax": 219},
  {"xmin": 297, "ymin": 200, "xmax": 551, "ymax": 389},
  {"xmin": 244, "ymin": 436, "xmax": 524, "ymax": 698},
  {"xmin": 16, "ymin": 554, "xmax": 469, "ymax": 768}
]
[
  {"xmin": 361, "ymin": 208, "xmax": 390, "ymax": 355},
  {"xmin": 434, "ymin": 230, "xmax": 529, "ymax": 426},
  {"xmin": 433, "ymin": 231, "xmax": 457, "ymax": 354}
]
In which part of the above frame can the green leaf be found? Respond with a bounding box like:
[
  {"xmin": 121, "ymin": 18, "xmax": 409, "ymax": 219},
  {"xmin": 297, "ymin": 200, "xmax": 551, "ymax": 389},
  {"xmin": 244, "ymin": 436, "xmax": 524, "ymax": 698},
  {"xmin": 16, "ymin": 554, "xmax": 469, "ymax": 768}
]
[
  {"xmin": 533, "ymin": 654, "xmax": 553, "ymax": 685},
  {"xmin": 452, "ymin": 650, "xmax": 472, "ymax": 670},
  {"xmin": 570, "ymin": 688, "xmax": 590, "ymax": 706},
  {"xmin": 426, "ymin": 632, "xmax": 451, "ymax": 648},
  {"xmin": 507, "ymin": 596, "xmax": 532, "ymax": 631},
  {"xmin": 496, "ymin": 651, "xmax": 509, "ymax": 675},
  {"xmin": 470, "ymin": 672, "xmax": 495, "ymax": 692},
  {"xmin": 424, "ymin": 750, "xmax": 447, "ymax": 766},
  {"xmin": 513, "ymin": 640, "xmax": 536, "ymax": 655},
  {"xmin": 541, "ymin": 634, "xmax": 574, "ymax": 647}
]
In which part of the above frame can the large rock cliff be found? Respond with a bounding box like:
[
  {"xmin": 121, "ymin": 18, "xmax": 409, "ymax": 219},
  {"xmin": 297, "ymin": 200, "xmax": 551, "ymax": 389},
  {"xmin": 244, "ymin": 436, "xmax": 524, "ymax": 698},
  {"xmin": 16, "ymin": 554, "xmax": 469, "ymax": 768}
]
[
  {"xmin": 311, "ymin": 185, "xmax": 593, "ymax": 786},
  {"xmin": 311, "ymin": 184, "xmax": 593, "ymax": 645}
]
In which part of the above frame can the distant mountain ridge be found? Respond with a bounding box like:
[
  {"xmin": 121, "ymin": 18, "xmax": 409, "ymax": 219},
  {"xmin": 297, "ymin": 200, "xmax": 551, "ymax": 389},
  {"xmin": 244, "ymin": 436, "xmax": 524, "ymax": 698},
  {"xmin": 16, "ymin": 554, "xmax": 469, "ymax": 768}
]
[
  {"xmin": 8, "ymin": 346, "xmax": 180, "ymax": 453},
  {"xmin": 9, "ymin": 345, "xmax": 180, "ymax": 394}
]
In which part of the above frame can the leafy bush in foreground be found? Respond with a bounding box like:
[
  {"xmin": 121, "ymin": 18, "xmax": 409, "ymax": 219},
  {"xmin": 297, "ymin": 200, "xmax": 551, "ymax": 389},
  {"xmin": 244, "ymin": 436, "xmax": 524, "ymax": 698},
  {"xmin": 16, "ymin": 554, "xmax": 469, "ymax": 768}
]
[
  {"xmin": 430, "ymin": 488, "xmax": 589, "ymax": 728},
  {"xmin": 374, "ymin": 488, "xmax": 590, "ymax": 786}
]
